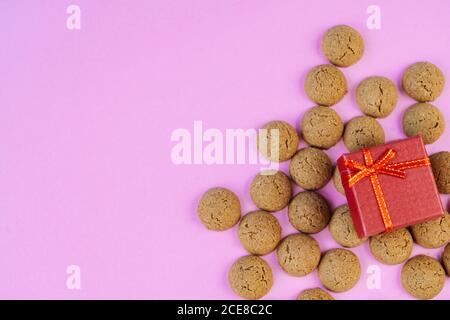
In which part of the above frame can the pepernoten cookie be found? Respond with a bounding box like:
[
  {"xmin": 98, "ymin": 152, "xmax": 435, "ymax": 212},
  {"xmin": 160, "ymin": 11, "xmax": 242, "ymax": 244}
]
[
  {"xmin": 329, "ymin": 204, "xmax": 366, "ymax": 248},
  {"xmin": 410, "ymin": 211, "xmax": 450, "ymax": 249},
  {"xmin": 443, "ymin": 244, "xmax": 450, "ymax": 276},
  {"xmin": 277, "ymin": 234, "xmax": 321, "ymax": 276},
  {"xmin": 250, "ymin": 170, "xmax": 292, "ymax": 212},
  {"xmin": 356, "ymin": 76, "xmax": 398, "ymax": 118},
  {"xmin": 401, "ymin": 255, "xmax": 445, "ymax": 299},
  {"xmin": 332, "ymin": 167, "xmax": 345, "ymax": 195},
  {"xmin": 297, "ymin": 288, "xmax": 334, "ymax": 300},
  {"xmin": 197, "ymin": 187, "xmax": 241, "ymax": 231},
  {"xmin": 289, "ymin": 147, "xmax": 333, "ymax": 190},
  {"xmin": 402, "ymin": 103, "xmax": 445, "ymax": 144},
  {"xmin": 288, "ymin": 191, "xmax": 331, "ymax": 234},
  {"xmin": 228, "ymin": 255, "xmax": 273, "ymax": 300},
  {"xmin": 301, "ymin": 106, "xmax": 344, "ymax": 149},
  {"xmin": 304, "ymin": 64, "xmax": 347, "ymax": 106},
  {"xmin": 322, "ymin": 25, "xmax": 364, "ymax": 67},
  {"xmin": 402, "ymin": 62, "xmax": 445, "ymax": 102},
  {"xmin": 430, "ymin": 151, "xmax": 450, "ymax": 194},
  {"xmin": 369, "ymin": 228, "xmax": 413, "ymax": 265},
  {"xmin": 238, "ymin": 210, "xmax": 282, "ymax": 256},
  {"xmin": 258, "ymin": 121, "xmax": 299, "ymax": 162},
  {"xmin": 318, "ymin": 249, "xmax": 361, "ymax": 292},
  {"xmin": 343, "ymin": 116, "xmax": 385, "ymax": 152}
]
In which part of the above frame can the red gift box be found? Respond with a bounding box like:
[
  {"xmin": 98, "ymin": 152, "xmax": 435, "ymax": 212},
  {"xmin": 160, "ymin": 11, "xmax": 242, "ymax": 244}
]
[{"xmin": 337, "ymin": 136, "xmax": 444, "ymax": 238}]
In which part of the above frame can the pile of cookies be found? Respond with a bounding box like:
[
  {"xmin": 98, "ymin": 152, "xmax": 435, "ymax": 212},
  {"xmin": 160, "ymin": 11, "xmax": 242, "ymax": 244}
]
[{"xmin": 197, "ymin": 25, "xmax": 450, "ymax": 300}]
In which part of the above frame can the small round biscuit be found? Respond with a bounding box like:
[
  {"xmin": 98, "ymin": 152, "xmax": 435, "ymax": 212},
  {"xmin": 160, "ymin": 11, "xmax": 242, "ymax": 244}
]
[
  {"xmin": 402, "ymin": 62, "xmax": 445, "ymax": 102},
  {"xmin": 288, "ymin": 191, "xmax": 331, "ymax": 234},
  {"xmin": 318, "ymin": 249, "xmax": 361, "ymax": 292},
  {"xmin": 356, "ymin": 76, "xmax": 398, "ymax": 118},
  {"xmin": 329, "ymin": 204, "xmax": 366, "ymax": 248},
  {"xmin": 343, "ymin": 116, "xmax": 385, "ymax": 152},
  {"xmin": 322, "ymin": 25, "xmax": 364, "ymax": 67},
  {"xmin": 228, "ymin": 255, "xmax": 273, "ymax": 300},
  {"xmin": 250, "ymin": 170, "xmax": 292, "ymax": 212},
  {"xmin": 430, "ymin": 151, "xmax": 450, "ymax": 194},
  {"xmin": 442, "ymin": 244, "xmax": 450, "ymax": 276},
  {"xmin": 277, "ymin": 234, "xmax": 321, "ymax": 277},
  {"xmin": 297, "ymin": 288, "xmax": 334, "ymax": 300},
  {"xmin": 401, "ymin": 255, "xmax": 445, "ymax": 300},
  {"xmin": 258, "ymin": 121, "xmax": 299, "ymax": 162},
  {"xmin": 304, "ymin": 64, "xmax": 347, "ymax": 106},
  {"xmin": 301, "ymin": 106, "xmax": 344, "ymax": 149},
  {"xmin": 238, "ymin": 211, "xmax": 282, "ymax": 255},
  {"xmin": 402, "ymin": 103, "xmax": 445, "ymax": 144},
  {"xmin": 289, "ymin": 147, "xmax": 333, "ymax": 190},
  {"xmin": 197, "ymin": 187, "xmax": 241, "ymax": 231},
  {"xmin": 332, "ymin": 167, "xmax": 345, "ymax": 195},
  {"xmin": 369, "ymin": 228, "xmax": 413, "ymax": 265},
  {"xmin": 410, "ymin": 211, "xmax": 450, "ymax": 249}
]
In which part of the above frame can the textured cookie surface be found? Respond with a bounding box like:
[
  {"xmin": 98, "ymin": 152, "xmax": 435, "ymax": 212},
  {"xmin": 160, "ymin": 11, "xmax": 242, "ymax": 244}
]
[
  {"xmin": 277, "ymin": 234, "xmax": 321, "ymax": 276},
  {"xmin": 410, "ymin": 211, "xmax": 450, "ymax": 249},
  {"xmin": 197, "ymin": 187, "xmax": 241, "ymax": 231},
  {"xmin": 443, "ymin": 244, "xmax": 450, "ymax": 276},
  {"xmin": 297, "ymin": 288, "xmax": 334, "ymax": 300},
  {"xmin": 332, "ymin": 167, "xmax": 345, "ymax": 195},
  {"xmin": 329, "ymin": 205, "xmax": 366, "ymax": 248},
  {"xmin": 304, "ymin": 64, "xmax": 347, "ymax": 106},
  {"xmin": 288, "ymin": 191, "xmax": 331, "ymax": 234},
  {"xmin": 301, "ymin": 106, "xmax": 344, "ymax": 149},
  {"xmin": 402, "ymin": 103, "xmax": 445, "ymax": 144},
  {"xmin": 430, "ymin": 151, "xmax": 450, "ymax": 194},
  {"xmin": 250, "ymin": 170, "xmax": 292, "ymax": 212},
  {"xmin": 356, "ymin": 76, "xmax": 398, "ymax": 118},
  {"xmin": 228, "ymin": 255, "xmax": 273, "ymax": 299},
  {"xmin": 343, "ymin": 116, "xmax": 385, "ymax": 152},
  {"xmin": 318, "ymin": 249, "xmax": 361, "ymax": 292},
  {"xmin": 369, "ymin": 228, "xmax": 413, "ymax": 265},
  {"xmin": 238, "ymin": 211, "xmax": 282, "ymax": 255},
  {"xmin": 401, "ymin": 255, "xmax": 445, "ymax": 299},
  {"xmin": 322, "ymin": 25, "xmax": 364, "ymax": 67},
  {"xmin": 258, "ymin": 121, "xmax": 299, "ymax": 162},
  {"xmin": 402, "ymin": 62, "xmax": 445, "ymax": 102}
]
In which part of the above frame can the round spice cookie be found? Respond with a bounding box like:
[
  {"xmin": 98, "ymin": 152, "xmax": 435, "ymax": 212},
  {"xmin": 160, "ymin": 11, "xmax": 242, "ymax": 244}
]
[
  {"xmin": 369, "ymin": 228, "xmax": 413, "ymax": 265},
  {"xmin": 430, "ymin": 151, "xmax": 450, "ymax": 194},
  {"xmin": 289, "ymin": 147, "xmax": 333, "ymax": 190},
  {"xmin": 288, "ymin": 191, "xmax": 331, "ymax": 234},
  {"xmin": 301, "ymin": 106, "xmax": 344, "ymax": 149},
  {"xmin": 238, "ymin": 210, "xmax": 282, "ymax": 256},
  {"xmin": 329, "ymin": 204, "xmax": 366, "ymax": 248},
  {"xmin": 322, "ymin": 25, "xmax": 364, "ymax": 67},
  {"xmin": 402, "ymin": 62, "xmax": 445, "ymax": 102},
  {"xmin": 401, "ymin": 255, "xmax": 445, "ymax": 300},
  {"xmin": 228, "ymin": 255, "xmax": 273, "ymax": 300},
  {"xmin": 197, "ymin": 187, "xmax": 241, "ymax": 231},
  {"xmin": 410, "ymin": 211, "xmax": 450, "ymax": 249},
  {"xmin": 442, "ymin": 244, "xmax": 450, "ymax": 276},
  {"xmin": 258, "ymin": 121, "xmax": 299, "ymax": 162},
  {"xmin": 277, "ymin": 234, "xmax": 321, "ymax": 277},
  {"xmin": 343, "ymin": 116, "xmax": 385, "ymax": 152},
  {"xmin": 297, "ymin": 288, "xmax": 334, "ymax": 300},
  {"xmin": 356, "ymin": 76, "xmax": 398, "ymax": 118},
  {"xmin": 332, "ymin": 167, "xmax": 345, "ymax": 195},
  {"xmin": 250, "ymin": 170, "xmax": 292, "ymax": 212},
  {"xmin": 304, "ymin": 64, "xmax": 347, "ymax": 106},
  {"xmin": 318, "ymin": 249, "xmax": 361, "ymax": 292},
  {"xmin": 402, "ymin": 103, "xmax": 445, "ymax": 144}
]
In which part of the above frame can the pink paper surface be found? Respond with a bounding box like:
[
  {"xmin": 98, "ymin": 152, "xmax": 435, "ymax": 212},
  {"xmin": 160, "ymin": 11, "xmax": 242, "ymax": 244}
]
[{"xmin": 0, "ymin": 0, "xmax": 449, "ymax": 299}]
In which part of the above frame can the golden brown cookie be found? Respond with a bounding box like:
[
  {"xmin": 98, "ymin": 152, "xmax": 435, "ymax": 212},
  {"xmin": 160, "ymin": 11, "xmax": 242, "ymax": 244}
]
[
  {"xmin": 258, "ymin": 121, "xmax": 299, "ymax": 162},
  {"xmin": 301, "ymin": 106, "xmax": 344, "ymax": 149},
  {"xmin": 297, "ymin": 288, "xmax": 334, "ymax": 300},
  {"xmin": 402, "ymin": 62, "xmax": 445, "ymax": 102},
  {"xmin": 304, "ymin": 64, "xmax": 347, "ymax": 106},
  {"xmin": 322, "ymin": 25, "xmax": 364, "ymax": 67},
  {"xmin": 197, "ymin": 187, "xmax": 241, "ymax": 231},
  {"xmin": 329, "ymin": 204, "xmax": 367, "ymax": 248},
  {"xmin": 332, "ymin": 167, "xmax": 345, "ymax": 195},
  {"xmin": 356, "ymin": 76, "xmax": 398, "ymax": 118},
  {"xmin": 430, "ymin": 151, "xmax": 450, "ymax": 194},
  {"xmin": 288, "ymin": 191, "xmax": 331, "ymax": 234},
  {"xmin": 410, "ymin": 211, "xmax": 450, "ymax": 249},
  {"xmin": 442, "ymin": 244, "xmax": 450, "ymax": 276},
  {"xmin": 343, "ymin": 116, "xmax": 385, "ymax": 152},
  {"xmin": 289, "ymin": 147, "xmax": 333, "ymax": 190},
  {"xmin": 228, "ymin": 255, "xmax": 273, "ymax": 300},
  {"xmin": 369, "ymin": 228, "xmax": 413, "ymax": 265},
  {"xmin": 401, "ymin": 255, "xmax": 445, "ymax": 300},
  {"xmin": 402, "ymin": 103, "xmax": 445, "ymax": 144},
  {"xmin": 250, "ymin": 170, "xmax": 292, "ymax": 212},
  {"xmin": 238, "ymin": 210, "xmax": 282, "ymax": 255},
  {"xmin": 277, "ymin": 234, "xmax": 321, "ymax": 276},
  {"xmin": 318, "ymin": 249, "xmax": 361, "ymax": 292}
]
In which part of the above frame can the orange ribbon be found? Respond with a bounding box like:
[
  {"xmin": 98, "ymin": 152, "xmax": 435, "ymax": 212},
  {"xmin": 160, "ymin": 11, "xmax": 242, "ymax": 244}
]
[{"xmin": 344, "ymin": 148, "xmax": 431, "ymax": 232}]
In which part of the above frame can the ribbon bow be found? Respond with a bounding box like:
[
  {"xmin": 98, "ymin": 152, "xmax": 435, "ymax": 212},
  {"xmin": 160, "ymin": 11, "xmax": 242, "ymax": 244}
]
[{"xmin": 344, "ymin": 148, "xmax": 430, "ymax": 232}]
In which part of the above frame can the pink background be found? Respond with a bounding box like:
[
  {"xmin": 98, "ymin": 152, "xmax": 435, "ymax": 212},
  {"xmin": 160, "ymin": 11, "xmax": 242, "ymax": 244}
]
[{"xmin": 0, "ymin": 0, "xmax": 449, "ymax": 299}]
